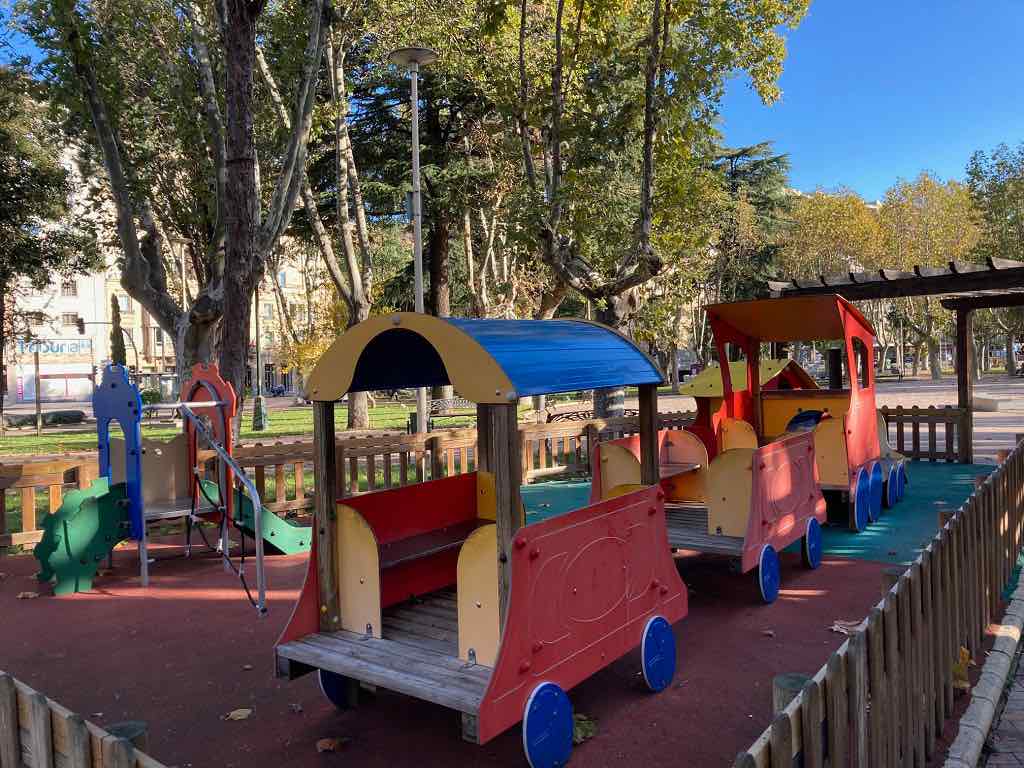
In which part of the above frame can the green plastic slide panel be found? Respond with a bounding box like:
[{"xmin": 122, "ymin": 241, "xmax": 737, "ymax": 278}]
[
  {"xmin": 233, "ymin": 489, "xmax": 310, "ymax": 556},
  {"xmin": 34, "ymin": 478, "xmax": 130, "ymax": 595}
]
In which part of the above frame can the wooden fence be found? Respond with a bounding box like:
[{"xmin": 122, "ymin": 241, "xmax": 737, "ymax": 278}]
[
  {"xmin": 0, "ymin": 411, "xmax": 695, "ymax": 545},
  {"xmin": 880, "ymin": 405, "xmax": 969, "ymax": 463},
  {"xmin": 0, "ymin": 671, "xmax": 167, "ymax": 768},
  {"xmin": 734, "ymin": 437, "xmax": 1024, "ymax": 768}
]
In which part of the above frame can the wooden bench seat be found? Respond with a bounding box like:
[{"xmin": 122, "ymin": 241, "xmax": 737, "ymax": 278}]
[{"xmin": 379, "ymin": 520, "xmax": 484, "ymax": 570}]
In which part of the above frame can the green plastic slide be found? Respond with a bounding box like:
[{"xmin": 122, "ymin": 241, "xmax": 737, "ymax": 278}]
[
  {"xmin": 233, "ymin": 489, "xmax": 311, "ymax": 556},
  {"xmin": 34, "ymin": 478, "xmax": 130, "ymax": 595}
]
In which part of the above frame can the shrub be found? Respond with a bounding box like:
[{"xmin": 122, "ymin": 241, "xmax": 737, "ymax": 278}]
[{"xmin": 140, "ymin": 389, "xmax": 162, "ymax": 405}]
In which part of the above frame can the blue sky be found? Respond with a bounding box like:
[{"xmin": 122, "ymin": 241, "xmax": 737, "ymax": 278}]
[{"xmin": 719, "ymin": 1, "xmax": 1024, "ymax": 201}]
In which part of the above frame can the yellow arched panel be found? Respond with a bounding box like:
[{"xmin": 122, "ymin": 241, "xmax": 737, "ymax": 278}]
[
  {"xmin": 706, "ymin": 449, "xmax": 754, "ymax": 538},
  {"xmin": 305, "ymin": 313, "xmax": 514, "ymax": 403},
  {"xmin": 876, "ymin": 411, "xmax": 905, "ymax": 461},
  {"xmin": 598, "ymin": 443, "xmax": 641, "ymax": 499},
  {"xmin": 605, "ymin": 483, "xmax": 647, "ymax": 499},
  {"xmin": 337, "ymin": 504, "xmax": 383, "ymax": 638},
  {"xmin": 476, "ymin": 471, "xmax": 497, "ymax": 521},
  {"xmin": 814, "ymin": 417, "xmax": 849, "ymax": 487},
  {"xmin": 719, "ymin": 418, "xmax": 758, "ymax": 453},
  {"xmin": 661, "ymin": 431, "xmax": 708, "ymax": 503},
  {"xmin": 457, "ymin": 524, "xmax": 499, "ymax": 666}
]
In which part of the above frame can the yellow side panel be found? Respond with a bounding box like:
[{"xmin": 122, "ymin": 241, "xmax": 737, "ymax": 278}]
[
  {"xmin": 110, "ymin": 433, "xmax": 191, "ymax": 504},
  {"xmin": 814, "ymin": 417, "xmax": 849, "ymax": 487},
  {"xmin": 598, "ymin": 443, "xmax": 641, "ymax": 499},
  {"xmin": 457, "ymin": 524, "xmax": 499, "ymax": 666},
  {"xmin": 476, "ymin": 471, "xmax": 496, "ymax": 521},
  {"xmin": 719, "ymin": 418, "xmax": 758, "ymax": 453},
  {"xmin": 337, "ymin": 504, "xmax": 383, "ymax": 638},
  {"xmin": 706, "ymin": 449, "xmax": 754, "ymax": 538},
  {"xmin": 760, "ymin": 393, "xmax": 851, "ymax": 440},
  {"xmin": 876, "ymin": 411, "xmax": 905, "ymax": 461},
  {"xmin": 661, "ymin": 430, "xmax": 709, "ymax": 503},
  {"xmin": 605, "ymin": 483, "xmax": 647, "ymax": 500}
]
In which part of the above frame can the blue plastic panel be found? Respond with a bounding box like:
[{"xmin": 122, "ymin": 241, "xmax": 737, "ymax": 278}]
[
  {"xmin": 93, "ymin": 365, "xmax": 144, "ymax": 540},
  {"xmin": 444, "ymin": 317, "xmax": 662, "ymax": 397}
]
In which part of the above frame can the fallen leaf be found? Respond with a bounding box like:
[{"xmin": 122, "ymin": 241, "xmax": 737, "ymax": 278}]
[
  {"xmin": 829, "ymin": 619, "xmax": 862, "ymax": 635},
  {"xmin": 761, "ymin": 629, "xmax": 775, "ymax": 638},
  {"xmin": 953, "ymin": 646, "xmax": 974, "ymax": 692},
  {"xmin": 97, "ymin": 569, "xmax": 113, "ymax": 577},
  {"xmin": 0, "ymin": 572, "xmax": 8, "ymax": 580},
  {"xmin": 222, "ymin": 708, "xmax": 253, "ymax": 721},
  {"xmin": 241, "ymin": 664, "xmax": 254, "ymax": 671},
  {"xmin": 573, "ymin": 713, "xmax": 597, "ymax": 745},
  {"xmin": 288, "ymin": 703, "xmax": 304, "ymax": 714},
  {"xmin": 91, "ymin": 713, "xmax": 103, "ymax": 719},
  {"xmin": 315, "ymin": 737, "xmax": 351, "ymax": 753},
  {"xmin": 16, "ymin": 592, "xmax": 39, "ymax": 600}
]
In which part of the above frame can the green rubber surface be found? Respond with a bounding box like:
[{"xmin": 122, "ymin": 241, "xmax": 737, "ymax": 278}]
[
  {"xmin": 816, "ymin": 461, "xmax": 995, "ymax": 565},
  {"xmin": 34, "ymin": 478, "xmax": 129, "ymax": 595},
  {"xmin": 521, "ymin": 480, "xmax": 592, "ymax": 523},
  {"xmin": 519, "ymin": 464, "xmax": 996, "ymax": 568},
  {"xmin": 233, "ymin": 489, "xmax": 311, "ymax": 556}
]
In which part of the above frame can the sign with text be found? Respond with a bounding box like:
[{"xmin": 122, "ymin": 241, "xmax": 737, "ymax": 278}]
[{"xmin": 15, "ymin": 339, "xmax": 93, "ymax": 357}]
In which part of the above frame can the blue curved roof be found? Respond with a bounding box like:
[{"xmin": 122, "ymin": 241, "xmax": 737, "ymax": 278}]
[{"xmin": 444, "ymin": 317, "xmax": 663, "ymax": 397}]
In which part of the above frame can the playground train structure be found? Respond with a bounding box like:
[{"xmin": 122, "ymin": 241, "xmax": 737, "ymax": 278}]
[{"xmin": 29, "ymin": 293, "xmax": 911, "ymax": 767}]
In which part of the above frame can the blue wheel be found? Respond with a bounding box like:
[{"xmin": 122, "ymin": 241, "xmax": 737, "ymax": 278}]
[
  {"xmin": 853, "ymin": 467, "xmax": 871, "ymax": 532},
  {"xmin": 319, "ymin": 669, "xmax": 354, "ymax": 709},
  {"xmin": 884, "ymin": 465, "xmax": 898, "ymax": 509},
  {"xmin": 897, "ymin": 462, "xmax": 908, "ymax": 500},
  {"xmin": 758, "ymin": 545, "xmax": 781, "ymax": 604},
  {"xmin": 641, "ymin": 616, "xmax": 676, "ymax": 692},
  {"xmin": 868, "ymin": 462, "xmax": 884, "ymax": 522},
  {"xmin": 523, "ymin": 682, "xmax": 573, "ymax": 768},
  {"xmin": 802, "ymin": 517, "xmax": 823, "ymax": 570}
]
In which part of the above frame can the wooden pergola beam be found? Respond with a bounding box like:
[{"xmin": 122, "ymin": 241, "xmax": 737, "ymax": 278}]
[
  {"xmin": 940, "ymin": 291, "xmax": 1024, "ymax": 311},
  {"xmin": 768, "ymin": 259, "xmax": 1024, "ymax": 302}
]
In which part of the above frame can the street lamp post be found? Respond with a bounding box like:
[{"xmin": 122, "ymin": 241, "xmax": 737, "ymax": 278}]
[{"xmin": 389, "ymin": 46, "xmax": 437, "ymax": 434}]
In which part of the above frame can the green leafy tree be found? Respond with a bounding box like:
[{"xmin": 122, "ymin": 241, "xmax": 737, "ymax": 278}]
[
  {"xmin": 0, "ymin": 65, "xmax": 98, "ymax": 432},
  {"xmin": 966, "ymin": 142, "xmax": 1024, "ymax": 260}
]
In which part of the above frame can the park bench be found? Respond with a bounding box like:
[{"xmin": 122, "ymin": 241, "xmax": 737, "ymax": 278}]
[{"xmin": 406, "ymin": 396, "xmax": 476, "ymax": 432}]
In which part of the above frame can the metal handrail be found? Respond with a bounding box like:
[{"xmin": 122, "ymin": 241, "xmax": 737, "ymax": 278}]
[{"xmin": 176, "ymin": 389, "xmax": 267, "ymax": 616}]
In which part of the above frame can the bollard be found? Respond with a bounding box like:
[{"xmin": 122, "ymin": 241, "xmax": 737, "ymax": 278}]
[{"xmin": 772, "ymin": 673, "xmax": 810, "ymax": 714}]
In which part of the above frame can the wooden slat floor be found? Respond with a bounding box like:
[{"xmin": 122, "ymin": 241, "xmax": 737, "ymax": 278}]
[{"xmin": 276, "ymin": 589, "xmax": 491, "ymax": 715}]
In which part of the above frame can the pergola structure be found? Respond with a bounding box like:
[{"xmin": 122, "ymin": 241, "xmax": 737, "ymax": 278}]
[{"xmin": 767, "ymin": 257, "xmax": 1024, "ymax": 463}]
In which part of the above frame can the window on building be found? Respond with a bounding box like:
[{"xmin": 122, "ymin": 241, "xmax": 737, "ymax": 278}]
[
  {"xmin": 153, "ymin": 327, "xmax": 164, "ymax": 348},
  {"xmin": 261, "ymin": 303, "xmax": 273, "ymax": 319},
  {"xmin": 62, "ymin": 313, "xmax": 79, "ymax": 327},
  {"xmin": 264, "ymin": 363, "xmax": 276, "ymax": 391},
  {"xmin": 116, "ymin": 294, "xmax": 133, "ymax": 313},
  {"xmin": 278, "ymin": 271, "xmax": 287, "ymax": 288},
  {"xmin": 61, "ymin": 281, "xmax": 78, "ymax": 297}
]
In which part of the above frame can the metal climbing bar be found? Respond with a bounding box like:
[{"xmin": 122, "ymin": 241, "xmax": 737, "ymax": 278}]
[{"xmin": 178, "ymin": 387, "xmax": 267, "ymax": 617}]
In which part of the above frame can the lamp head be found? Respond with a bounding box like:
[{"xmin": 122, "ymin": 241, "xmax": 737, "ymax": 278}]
[{"xmin": 388, "ymin": 46, "xmax": 438, "ymax": 69}]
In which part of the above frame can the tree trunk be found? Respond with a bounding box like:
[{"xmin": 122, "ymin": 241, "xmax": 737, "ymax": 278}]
[
  {"xmin": 428, "ymin": 212, "xmax": 452, "ymax": 399},
  {"xmin": 592, "ymin": 296, "xmax": 632, "ymax": 418},
  {"xmin": 912, "ymin": 343, "xmax": 921, "ymax": 377},
  {"xmin": 1008, "ymin": 333, "xmax": 1017, "ymax": 377},
  {"xmin": 927, "ymin": 339, "xmax": 941, "ymax": 381},
  {"xmin": 220, "ymin": 1, "xmax": 262, "ymax": 429},
  {"xmin": 347, "ymin": 303, "xmax": 371, "ymax": 429},
  {"xmin": 669, "ymin": 346, "xmax": 679, "ymax": 394}
]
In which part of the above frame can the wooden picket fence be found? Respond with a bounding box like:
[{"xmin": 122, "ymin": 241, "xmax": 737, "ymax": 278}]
[
  {"xmin": 735, "ymin": 438, "xmax": 1024, "ymax": 768},
  {"xmin": 880, "ymin": 405, "xmax": 969, "ymax": 463},
  {"xmin": 0, "ymin": 459, "xmax": 97, "ymax": 547},
  {"xmin": 0, "ymin": 672, "xmax": 167, "ymax": 768}
]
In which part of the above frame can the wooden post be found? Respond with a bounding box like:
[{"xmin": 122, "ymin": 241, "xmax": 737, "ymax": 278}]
[
  {"xmin": 476, "ymin": 402, "xmax": 522, "ymax": 629},
  {"xmin": 638, "ymin": 384, "xmax": 659, "ymax": 487},
  {"xmin": 826, "ymin": 651, "xmax": 848, "ymax": 768},
  {"xmin": 956, "ymin": 309, "xmax": 974, "ymax": 463},
  {"xmin": 772, "ymin": 673, "xmax": 809, "ymax": 714},
  {"xmin": 0, "ymin": 673, "xmax": 19, "ymax": 767},
  {"xmin": 313, "ymin": 401, "xmax": 340, "ymax": 632}
]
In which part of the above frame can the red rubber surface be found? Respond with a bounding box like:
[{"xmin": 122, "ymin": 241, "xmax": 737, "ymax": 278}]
[{"xmin": 0, "ymin": 543, "xmax": 914, "ymax": 766}]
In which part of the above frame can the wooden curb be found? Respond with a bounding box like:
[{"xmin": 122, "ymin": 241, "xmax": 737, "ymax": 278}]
[{"xmin": 944, "ymin": 579, "xmax": 1024, "ymax": 766}]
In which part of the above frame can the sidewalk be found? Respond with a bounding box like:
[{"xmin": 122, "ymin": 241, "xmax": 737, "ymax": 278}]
[{"xmin": 985, "ymin": 653, "xmax": 1024, "ymax": 765}]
